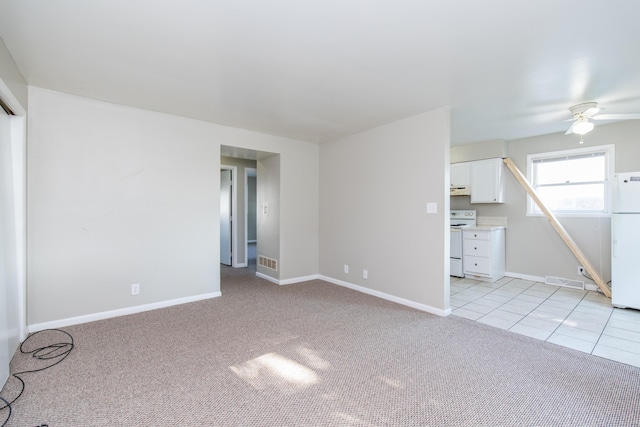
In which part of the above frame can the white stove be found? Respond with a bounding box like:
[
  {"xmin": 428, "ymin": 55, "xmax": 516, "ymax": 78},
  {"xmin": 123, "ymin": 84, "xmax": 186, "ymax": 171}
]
[
  {"xmin": 450, "ymin": 210, "xmax": 476, "ymax": 277},
  {"xmin": 450, "ymin": 209, "xmax": 477, "ymax": 228}
]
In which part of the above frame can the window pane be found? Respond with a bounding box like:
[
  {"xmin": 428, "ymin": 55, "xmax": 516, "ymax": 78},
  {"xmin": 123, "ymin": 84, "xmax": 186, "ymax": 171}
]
[
  {"xmin": 534, "ymin": 183, "xmax": 605, "ymax": 212},
  {"xmin": 535, "ymin": 156, "xmax": 605, "ymax": 185}
]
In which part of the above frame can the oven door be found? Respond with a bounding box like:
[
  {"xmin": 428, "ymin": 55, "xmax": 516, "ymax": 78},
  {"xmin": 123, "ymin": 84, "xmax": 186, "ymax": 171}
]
[
  {"xmin": 450, "ymin": 228, "xmax": 464, "ymax": 277},
  {"xmin": 450, "ymin": 228, "xmax": 463, "ymax": 258}
]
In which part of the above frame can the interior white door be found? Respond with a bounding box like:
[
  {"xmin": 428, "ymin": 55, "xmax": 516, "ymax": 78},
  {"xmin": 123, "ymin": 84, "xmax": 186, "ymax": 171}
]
[{"xmin": 220, "ymin": 170, "xmax": 232, "ymax": 265}]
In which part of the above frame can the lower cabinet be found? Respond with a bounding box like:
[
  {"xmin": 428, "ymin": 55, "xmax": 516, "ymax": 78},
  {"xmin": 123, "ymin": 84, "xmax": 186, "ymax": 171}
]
[{"xmin": 463, "ymin": 228, "xmax": 505, "ymax": 283}]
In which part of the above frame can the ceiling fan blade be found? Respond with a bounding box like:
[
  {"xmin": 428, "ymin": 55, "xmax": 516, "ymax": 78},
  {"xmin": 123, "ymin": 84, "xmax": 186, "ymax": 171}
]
[
  {"xmin": 565, "ymin": 121, "xmax": 577, "ymax": 134},
  {"xmin": 583, "ymin": 107, "xmax": 601, "ymax": 117},
  {"xmin": 592, "ymin": 113, "xmax": 640, "ymax": 120}
]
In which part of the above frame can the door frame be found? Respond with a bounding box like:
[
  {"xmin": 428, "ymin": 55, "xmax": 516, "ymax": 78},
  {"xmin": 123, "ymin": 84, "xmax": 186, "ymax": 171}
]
[
  {"xmin": 244, "ymin": 167, "xmax": 257, "ymax": 267},
  {"xmin": 220, "ymin": 165, "xmax": 240, "ymax": 267},
  {"xmin": 0, "ymin": 86, "xmax": 27, "ymax": 403}
]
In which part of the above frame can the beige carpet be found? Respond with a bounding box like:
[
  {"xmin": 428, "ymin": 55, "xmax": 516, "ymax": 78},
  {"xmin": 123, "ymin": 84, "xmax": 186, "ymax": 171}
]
[{"xmin": 2, "ymin": 266, "xmax": 640, "ymax": 426}]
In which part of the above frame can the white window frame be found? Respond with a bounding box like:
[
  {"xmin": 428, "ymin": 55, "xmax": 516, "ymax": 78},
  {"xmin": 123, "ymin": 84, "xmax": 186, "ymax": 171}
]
[{"xmin": 526, "ymin": 144, "xmax": 615, "ymax": 217}]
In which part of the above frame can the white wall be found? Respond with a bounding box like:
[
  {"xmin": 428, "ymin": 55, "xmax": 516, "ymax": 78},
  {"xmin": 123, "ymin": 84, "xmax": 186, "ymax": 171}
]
[
  {"xmin": 319, "ymin": 108, "xmax": 451, "ymax": 314},
  {"xmin": 451, "ymin": 120, "xmax": 640, "ymax": 284},
  {"xmin": 257, "ymin": 154, "xmax": 281, "ymax": 280},
  {"xmin": 0, "ymin": 36, "xmax": 27, "ymax": 111},
  {"xmin": 27, "ymin": 87, "xmax": 319, "ymax": 327},
  {"xmin": 247, "ymin": 175, "xmax": 257, "ymax": 241}
]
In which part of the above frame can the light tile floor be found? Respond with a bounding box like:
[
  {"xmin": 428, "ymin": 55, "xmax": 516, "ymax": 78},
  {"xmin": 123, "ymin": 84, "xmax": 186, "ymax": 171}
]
[{"xmin": 450, "ymin": 276, "xmax": 640, "ymax": 368}]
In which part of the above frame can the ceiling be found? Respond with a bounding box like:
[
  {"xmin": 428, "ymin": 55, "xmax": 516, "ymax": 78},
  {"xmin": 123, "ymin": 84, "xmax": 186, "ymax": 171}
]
[{"xmin": 1, "ymin": 0, "xmax": 639, "ymax": 145}]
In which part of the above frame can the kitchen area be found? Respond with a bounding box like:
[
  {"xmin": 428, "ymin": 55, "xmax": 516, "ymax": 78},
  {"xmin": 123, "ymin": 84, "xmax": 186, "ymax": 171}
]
[
  {"xmin": 448, "ymin": 139, "xmax": 640, "ymax": 367},
  {"xmin": 449, "ymin": 156, "xmax": 508, "ymax": 283}
]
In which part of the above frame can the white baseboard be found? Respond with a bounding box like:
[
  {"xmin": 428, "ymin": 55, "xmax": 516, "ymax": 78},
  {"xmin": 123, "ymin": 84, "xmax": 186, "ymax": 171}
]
[
  {"xmin": 28, "ymin": 291, "xmax": 222, "ymax": 333},
  {"xmin": 505, "ymin": 271, "xmax": 545, "ymax": 283},
  {"xmin": 505, "ymin": 271, "xmax": 600, "ymax": 293},
  {"xmin": 279, "ymin": 274, "xmax": 320, "ymax": 285},
  {"xmin": 584, "ymin": 283, "xmax": 599, "ymax": 292},
  {"xmin": 255, "ymin": 272, "xmax": 321, "ymax": 286},
  {"xmin": 256, "ymin": 272, "xmax": 280, "ymax": 284},
  {"xmin": 234, "ymin": 262, "xmax": 248, "ymax": 268},
  {"xmin": 319, "ymin": 275, "xmax": 451, "ymax": 317}
]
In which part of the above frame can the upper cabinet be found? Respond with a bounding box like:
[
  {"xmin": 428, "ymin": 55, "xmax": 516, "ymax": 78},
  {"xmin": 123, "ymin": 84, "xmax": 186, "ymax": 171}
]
[
  {"xmin": 450, "ymin": 162, "xmax": 470, "ymax": 187},
  {"xmin": 470, "ymin": 158, "xmax": 505, "ymax": 203}
]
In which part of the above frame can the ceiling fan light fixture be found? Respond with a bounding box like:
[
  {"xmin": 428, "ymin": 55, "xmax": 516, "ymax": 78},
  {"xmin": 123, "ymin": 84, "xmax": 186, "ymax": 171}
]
[{"xmin": 573, "ymin": 118, "xmax": 594, "ymax": 135}]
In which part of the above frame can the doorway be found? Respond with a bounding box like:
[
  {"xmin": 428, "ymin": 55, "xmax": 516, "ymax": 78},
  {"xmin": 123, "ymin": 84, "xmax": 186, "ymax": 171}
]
[
  {"xmin": 220, "ymin": 168, "xmax": 233, "ymax": 266},
  {"xmin": 219, "ymin": 146, "xmax": 279, "ymax": 286}
]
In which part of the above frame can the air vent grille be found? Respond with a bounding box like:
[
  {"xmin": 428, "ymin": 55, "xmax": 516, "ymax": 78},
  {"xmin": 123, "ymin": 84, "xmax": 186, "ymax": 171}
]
[
  {"xmin": 545, "ymin": 276, "xmax": 585, "ymax": 290},
  {"xmin": 258, "ymin": 255, "xmax": 278, "ymax": 271}
]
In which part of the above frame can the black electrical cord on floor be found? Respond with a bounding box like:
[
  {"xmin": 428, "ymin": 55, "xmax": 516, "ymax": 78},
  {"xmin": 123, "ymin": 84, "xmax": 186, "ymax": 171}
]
[
  {"xmin": 0, "ymin": 396, "xmax": 10, "ymax": 427},
  {"xmin": 0, "ymin": 329, "xmax": 74, "ymax": 427}
]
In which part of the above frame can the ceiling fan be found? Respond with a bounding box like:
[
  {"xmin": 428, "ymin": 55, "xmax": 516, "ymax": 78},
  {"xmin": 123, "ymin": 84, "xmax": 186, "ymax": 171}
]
[{"xmin": 565, "ymin": 101, "xmax": 640, "ymax": 136}]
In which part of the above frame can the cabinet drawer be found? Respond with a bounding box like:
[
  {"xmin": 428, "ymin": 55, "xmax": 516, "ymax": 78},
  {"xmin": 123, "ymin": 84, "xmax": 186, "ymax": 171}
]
[
  {"xmin": 463, "ymin": 230, "xmax": 490, "ymax": 240},
  {"xmin": 464, "ymin": 256, "xmax": 491, "ymax": 275},
  {"xmin": 463, "ymin": 239, "xmax": 491, "ymax": 256}
]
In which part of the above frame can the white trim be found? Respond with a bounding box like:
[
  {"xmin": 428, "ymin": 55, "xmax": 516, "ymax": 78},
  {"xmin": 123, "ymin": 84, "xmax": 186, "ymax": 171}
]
[
  {"xmin": 254, "ymin": 272, "xmax": 452, "ymax": 316},
  {"xmin": 28, "ymin": 292, "xmax": 222, "ymax": 333},
  {"xmin": 11, "ymin": 116, "xmax": 27, "ymax": 341},
  {"xmin": 220, "ymin": 165, "xmax": 239, "ymax": 267},
  {"xmin": 506, "ymin": 271, "xmax": 600, "ymax": 292},
  {"xmin": 244, "ymin": 167, "xmax": 257, "ymax": 268},
  {"xmin": 584, "ymin": 283, "xmax": 599, "ymax": 292},
  {"xmin": 319, "ymin": 275, "xmax": 451, "ymax": 317},
  {"xmin": 256, "ymin": 272, "xmax": 322, "ymax": 286},
  {"xmin": 234, "ymin": 262, "xmax": 248, "ymax": 268},
  {"xmin": 526, "ymin": 144, "xmax": 615, "ymax": 217},
  {"xmin": 280, "ymin": 274, "xmax": 320, "ymax": 285},
  {"xmin": 256, "ymin": 271, "xmax": 280, "ymax": 284},
  {"xmin": 255, "ymin": 272, "xmax": 321, "ymax": 286},
  {"xmin": 505, "ymin": 271, "xmax": 545, "ymax": 283}
]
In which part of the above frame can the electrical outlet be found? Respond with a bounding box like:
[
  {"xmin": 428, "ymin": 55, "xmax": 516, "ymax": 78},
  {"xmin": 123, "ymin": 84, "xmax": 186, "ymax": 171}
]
[
  {"xmin": 363, "ymin": 269, "xmax": 368, "ymax": 279},
  {"xmin": 344, "ymin": 264, "xmax": 349, "ymax": 274},
  {"xmin": 131, "ymin": 283, "xmax": 140, "ymax": 295}
]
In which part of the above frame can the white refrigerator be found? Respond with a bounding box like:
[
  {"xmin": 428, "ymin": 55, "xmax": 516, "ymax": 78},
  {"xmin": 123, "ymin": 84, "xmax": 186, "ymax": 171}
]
[{"xmin": 611, "ymin": 172, "xmax": 640, "ymax": 309}]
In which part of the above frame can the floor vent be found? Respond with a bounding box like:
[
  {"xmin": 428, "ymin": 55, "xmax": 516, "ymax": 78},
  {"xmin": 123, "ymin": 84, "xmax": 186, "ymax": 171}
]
[
  {"xmin": 545, "ymin": 276, "xmax": 585, "ymax": 290},
  {"xmin": 258, "ymin": 255, "xmax": 278, "ymax": 271}
]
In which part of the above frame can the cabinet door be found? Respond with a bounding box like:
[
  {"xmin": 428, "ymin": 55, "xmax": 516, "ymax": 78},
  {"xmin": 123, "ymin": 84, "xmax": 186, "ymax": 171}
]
[
  {"xmin": 463, "ymin": 239, "xmax": 492, "ymax": 257},
  {"xmin": 450, "ymin": 162, "xmax": 470, "ymax": 187},
  {"xmin": 470, "ymin": 158, "xmax": 504, "ymax": 203},
  {"xmin": 464, "ymin": 256, "xmax": 492, "ymax": 275}
]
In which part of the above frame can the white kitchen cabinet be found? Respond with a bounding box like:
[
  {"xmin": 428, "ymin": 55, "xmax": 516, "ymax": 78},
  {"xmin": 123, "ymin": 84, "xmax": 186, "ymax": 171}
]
[
  {"xmin": 470, "ymin": 158, "xmax": 505, "ymax": 203},
  {"xmin": 450, "ymin": 162, "xmax": 471, "ymax": 187},
  {"xmin": 463, "ymin": 227, "xmax": 505, "ymax": 283}
]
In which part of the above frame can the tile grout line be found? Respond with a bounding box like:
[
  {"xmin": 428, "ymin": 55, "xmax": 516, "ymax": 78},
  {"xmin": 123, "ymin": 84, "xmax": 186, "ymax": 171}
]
[
  {"xmin": 451, "ymin": 277, "xmax": 640, "ymax": 367},
  {"xmin": 454, "ymin": 277, "xmax": 520, "ymax": 316},
  {"xmin": 590, "ymin": 306, "xmax": 617, "ymax": 355},
  {"xmin": 542, "ymin": 288, "xmax": 598, "ymax": 350},
  {"xmin": 507, "ymin": 283, "xmax": 568, "ymax": 337},
  {"xmin": 474, "ymin": 279, "xmax": 544, "ymax": 325}
]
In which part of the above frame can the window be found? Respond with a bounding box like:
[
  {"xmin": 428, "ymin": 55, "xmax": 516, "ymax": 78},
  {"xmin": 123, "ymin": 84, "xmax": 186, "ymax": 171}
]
[{"xmin": 527, "ymin": 145, "xmax": 614, "ymax": 216}]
